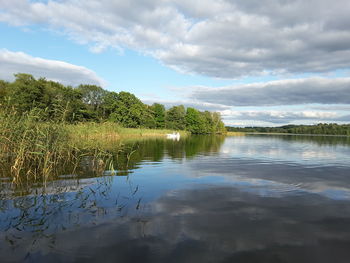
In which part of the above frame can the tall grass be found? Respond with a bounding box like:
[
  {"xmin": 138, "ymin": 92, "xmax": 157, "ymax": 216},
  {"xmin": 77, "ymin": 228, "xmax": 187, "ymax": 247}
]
[
  {"xmin": 1, "ymin": 109, "xmax": 68, "ymax": 183},
  {"xmin": 226, "ymin": 131, "xmax": 246, "ymax": 136},
  {"xmin": 0, "ymin": 110, "xmax": 189, "ymax": 185},
  {"xmin": 66, "ymin": 122, "xmax": 189, "ymax": 142},
  {"xmin": 0, "ymin": 109, "xmax": 113, "ymax": 184}
]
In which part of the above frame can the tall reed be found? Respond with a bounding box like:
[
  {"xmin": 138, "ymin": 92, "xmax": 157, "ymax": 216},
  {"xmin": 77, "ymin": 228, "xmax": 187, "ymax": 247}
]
[
  {"xmin": 0, "ymin": 109, "xmax": 113, "ymax": 184},
  {"xmin": 0, "ymin": 109, "xmax": 188, "ymax": 185}
]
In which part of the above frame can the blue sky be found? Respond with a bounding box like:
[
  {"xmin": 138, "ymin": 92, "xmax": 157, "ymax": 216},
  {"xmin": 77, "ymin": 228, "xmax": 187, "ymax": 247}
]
[{"xmin": 1, "ymin": 0, "xmax": 350, "ymax": 126}]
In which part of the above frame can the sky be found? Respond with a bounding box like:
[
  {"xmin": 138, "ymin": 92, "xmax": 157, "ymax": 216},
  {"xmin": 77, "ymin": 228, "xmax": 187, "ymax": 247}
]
[{"xmin": 0, "ymin": 0, "xmax": 350, "ymax": 126}]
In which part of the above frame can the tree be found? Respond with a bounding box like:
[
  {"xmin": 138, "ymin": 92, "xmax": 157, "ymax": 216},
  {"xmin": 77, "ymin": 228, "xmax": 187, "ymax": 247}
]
[
  {"xmin": 0, "ymin": 74, "xmax": 228, "ymax": 132},
  {"xmin": 46, "ymin": 81, "xmax": 87, "ymax": 122},
  {"xmin": 185, "ymin": 107, "xmax": 206, "ymax": 134},
  {"xmin": 110, "ymin": 92, "xmax": 153, "ymax": 128},
  {"xmin": 100, "ymin": 91, "xmax": 119, "ymax": 119},
  {"xmin": 7, "ymin": 73, "xmax": 46, "ymax": 113},
  {"xmin": 165, "ymin": 105, "xmax": 186, "ymax": 130},
  {"xmin": 77, "ymin": 84, "xmax": 106, "ymax": 113},
  {"xmin": 151, "ymin": 103, "xmax": 165, "ymax": 128},
  {"xmin": 202, "ymin": 111, "xmax": 214, "ymax": 133},
  {"xmin": 212, "ymin": 112, "xmax": 226, "ymax": 133}
]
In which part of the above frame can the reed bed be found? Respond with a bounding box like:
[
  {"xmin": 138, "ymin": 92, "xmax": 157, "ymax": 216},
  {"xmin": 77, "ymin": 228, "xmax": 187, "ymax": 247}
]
[
  {"xmin": 0, "ymin": 110, "xmax": 114, "ymax": 184},
  {"xmin": 66, "ymin": 122, "xmax": 189, "ymax": 141},
  {"xmin": 226, "ymin": 131, "xmax": 246, "ymax": 136},
  {"xmin": 0, "ymin": 110, "xmax": 189, "ymax": 185}
]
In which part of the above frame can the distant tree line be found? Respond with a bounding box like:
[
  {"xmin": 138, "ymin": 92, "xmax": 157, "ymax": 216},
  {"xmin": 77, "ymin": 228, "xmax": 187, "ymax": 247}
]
[
  {"xmin": 0, "ymin": 74, "xmax": 226, "ymax": 134},
  {"xmin": 227, "ymin": 123, "xmax": 350, "ymax": 136}
]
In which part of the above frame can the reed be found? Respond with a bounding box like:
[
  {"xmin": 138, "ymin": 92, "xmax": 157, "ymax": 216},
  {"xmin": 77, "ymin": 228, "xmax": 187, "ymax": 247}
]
[
  {"xmin": 0, "ymin": 110, "xmax": 189, "ymax": 184},
  {"xmin": 65, "ymin": 122, "xmax": 189, "ymax": 142},
  {"xmin": 0, "ymin": 109, "xmax": 113, "ymax": 184},
  {"xmin": 226, "ymin": 131, "xmax": 246, "ymax": 136}
]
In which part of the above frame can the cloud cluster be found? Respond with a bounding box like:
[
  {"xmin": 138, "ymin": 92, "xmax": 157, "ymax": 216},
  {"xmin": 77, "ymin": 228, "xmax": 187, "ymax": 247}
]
[
  {"xmin": 221, "ymin": 110, "xmax": 350, "ymax": 124},
  {"xmin": 184, "ymin": 77, "xmax": 350, "ymax": 124},
  {"xmin": 0, "ymin": 49, "xmax": 105, "ymax": 86},
  {"xmin": 190, "ymin": 77, "xmax": 350, "ymax": 107},
  {"xmin": 1, "ymin": 0, "xmax": 350, "ymax": 77}
]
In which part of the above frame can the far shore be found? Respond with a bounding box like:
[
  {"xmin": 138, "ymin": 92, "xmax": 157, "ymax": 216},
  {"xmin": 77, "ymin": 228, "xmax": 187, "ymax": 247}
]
[{"xmin": 227, "ymin": 131, "xmax": 350, "ymax": 137}]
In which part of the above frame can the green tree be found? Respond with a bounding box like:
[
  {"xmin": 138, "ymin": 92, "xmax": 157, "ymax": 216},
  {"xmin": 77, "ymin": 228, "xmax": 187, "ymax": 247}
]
[
  {"xmin": 202, "ymin": 111, "xmax": 214, "ymax": 133},
  {"xmin": 185, "ymin": 107, "xmax": 206, "ymax": 134},
  {"xmin": 7, "ymin": 73, "xmax": 46, "ymax": 113},
  {"xmin": 77, "ymin": 84, "xmax": 106, "ymax": 119},
  {"xmin": 151, "ymin": 103, "xmax": 166, "ymax": 128},
  {"xmin": 212, "ymin": 112, "xmax": 226, "ymax": 133},
  {"xmin": 110, "ymin": 92, "xmax": 152, "ymax": 128},
  {"xmin": 46, "ymin": 81, "xmax": 87, "ymax": 122},
  {"xmin": 100, "ymin": 91, "xmax": 119, "ymax": 119},
  {"xmin": 0, "ymin": 74, "xmax": 228, "ymax": 132},
  {"xmin": 165, "ymin": 105, "xmax": 186, "ymax": 130}
]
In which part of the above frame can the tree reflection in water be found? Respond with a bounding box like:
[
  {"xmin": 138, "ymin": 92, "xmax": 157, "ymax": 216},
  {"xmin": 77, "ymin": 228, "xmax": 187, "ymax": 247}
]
[
  {"xmin": 0, "ymin": 135, "xmax": 226, "ymax": 261},
  {"xmin": 4, "ymin": 135, "xmax": 349, "ymax": 262}
]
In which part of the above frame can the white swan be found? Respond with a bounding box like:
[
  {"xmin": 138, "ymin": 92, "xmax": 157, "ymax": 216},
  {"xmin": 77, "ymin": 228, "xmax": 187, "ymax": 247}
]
[{"xmin": 166, "ymin": 132, "xmax": 180, "ymax": 140}]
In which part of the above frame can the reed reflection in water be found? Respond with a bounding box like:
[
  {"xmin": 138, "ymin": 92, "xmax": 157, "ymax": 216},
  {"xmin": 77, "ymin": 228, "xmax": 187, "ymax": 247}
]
[{"xmin": 1, "ymin": 135, "xmax": 350, "ymax": 262}]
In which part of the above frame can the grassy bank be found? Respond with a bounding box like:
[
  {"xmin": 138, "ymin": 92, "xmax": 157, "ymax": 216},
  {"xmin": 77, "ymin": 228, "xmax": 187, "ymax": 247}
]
[
  {"xmin": 66, "ymin": 122, "xmax": 189, "ymax": 142},
  {"xmin": 65, "ymin": 122, "xmax": 190, "ymax": 151},
  {"xmin": 226, "ymin": 131, "xmax": 246, "ymax": 136},
  {"xmin": 0, "ymin": 110, "xmax": 190, "ymax": 183}
]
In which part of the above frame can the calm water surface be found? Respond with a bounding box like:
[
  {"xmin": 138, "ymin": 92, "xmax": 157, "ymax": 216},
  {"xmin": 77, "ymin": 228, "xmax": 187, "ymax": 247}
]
[{"xmin": 1, "ymin": 135, "xmax": 350, "ymax": 262}]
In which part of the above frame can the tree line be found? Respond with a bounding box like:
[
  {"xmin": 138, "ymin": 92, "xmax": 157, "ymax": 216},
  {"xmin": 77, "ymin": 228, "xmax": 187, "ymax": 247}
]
[
  {"xmin": 227, "ymin": 123, "xmax": 350, "ymax": 136},
  {"xmin": 0, "ymin": 74, "xmax": 226, "ymax": 134}
]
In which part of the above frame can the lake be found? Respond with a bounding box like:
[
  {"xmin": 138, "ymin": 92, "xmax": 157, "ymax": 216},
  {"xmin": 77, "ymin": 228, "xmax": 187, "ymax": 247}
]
[{"xmin": 1, "ymin": 134, "xmax": 350, "ymax": 263}]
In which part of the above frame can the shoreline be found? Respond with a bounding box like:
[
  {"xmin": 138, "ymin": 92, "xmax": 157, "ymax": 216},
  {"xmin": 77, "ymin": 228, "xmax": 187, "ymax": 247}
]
[{"xmin": 244, "ymin": 132, "xmax": 350, "ymax": 137}]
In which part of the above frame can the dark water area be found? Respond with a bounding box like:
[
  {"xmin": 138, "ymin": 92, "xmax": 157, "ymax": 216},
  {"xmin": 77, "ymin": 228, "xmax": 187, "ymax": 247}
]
[{"xmin": 1, "ymin": 135, "xmax": 350, "ymax": 262}]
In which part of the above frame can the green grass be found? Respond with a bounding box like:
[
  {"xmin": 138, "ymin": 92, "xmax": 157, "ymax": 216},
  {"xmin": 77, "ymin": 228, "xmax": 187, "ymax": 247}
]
[
  {"xmin": 0, "ymin": 110, "xmax": 115, "ymax": 184},
  {"xmin": 226, "ymin": 131, "xmax": 246, "ymax": 136},
  {"xmin": 1, "ymin": 109, "xmax": 70, "ymax": 182},
  {"xmin": 0, "ymin": 111, "xmax": 189, "ymax": 184},
  {"xmin": 66, "ymin": 122, "xmax": 189, "ymax": 146}
]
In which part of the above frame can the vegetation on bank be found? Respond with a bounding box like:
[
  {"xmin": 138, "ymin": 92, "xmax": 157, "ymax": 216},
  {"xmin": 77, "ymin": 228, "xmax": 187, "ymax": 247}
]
[
  {"xmin": 0, "ymin": 74, "xmax": 225, "ymax": 134},
  {"xmin": 226, "ymin": 131, "xmax": 246, "ymax": 136},
  {"xmin": 66, "ymin": 122, "xmax": 189, "ymax": 150},
  {"xmin": 226, "ymin": 123, "xmax": 350, "ymax": 136},
  {"xmin": 0, "ymin": 73, "xmax": 225, "ymax": 183}
]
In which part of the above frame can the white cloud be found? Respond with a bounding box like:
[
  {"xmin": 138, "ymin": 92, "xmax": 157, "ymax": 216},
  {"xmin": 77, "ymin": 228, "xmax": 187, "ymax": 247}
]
[
  {"xmin": 1, "ymin": 0, "xmax": 350, "ymax": 78},
  {"xmin": 190, "ymin": 78, "xmax": 350, "ymax": 106},
  {"xmin": 220, "ymin": 109, "xmax": 350, "ymax": 125},
  {"xmin": 2, "ymin": 1, "xmax": 350, "ymax": 125},
  {"xmin": 0, "ymin": 49, "xmax": 106, "ymax": 86}
]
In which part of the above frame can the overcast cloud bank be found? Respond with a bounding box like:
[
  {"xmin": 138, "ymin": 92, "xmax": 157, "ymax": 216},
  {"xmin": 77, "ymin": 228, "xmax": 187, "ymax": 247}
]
[
  {"xmin": 1, "ymin": 0, "xmax": 350, "ymax": 78},
  {"xmin": 190, "ymin": 78, "xmax": 350, "ymax": 107},
  {"xmin": 1, "ymin": 0, "xmax": 350, "ymax": 125},
  {"xmin": 221, "ymin": 110, "xmax": 350, "ymax": 124}
]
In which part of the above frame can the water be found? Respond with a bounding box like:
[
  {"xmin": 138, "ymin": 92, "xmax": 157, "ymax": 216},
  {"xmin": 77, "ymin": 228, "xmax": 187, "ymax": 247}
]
[{"xmin": 1, "ymin": 135, "xmax": 350, "ymax": 262}]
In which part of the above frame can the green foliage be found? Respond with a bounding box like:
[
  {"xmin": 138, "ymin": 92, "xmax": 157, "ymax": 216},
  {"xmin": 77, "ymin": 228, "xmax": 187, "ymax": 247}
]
[
  {"xmin": 151, "ymin": 103, "xmax": 166, "ymax": 128},
  {"xmin": 227, "ymin": 123, "xmax": 350, "ymax": 136},
  {"xmin": 100, "ymin": 91, "xmax": 119, "ymax": 119},
  {"xmin": 1, "ymin": 73, "xmax": 225, "ymax": 134},
  {"xmin": 8, "ymin": 74, "xmax": 46, "ymax": 113},
  {"xmin": 185, "ymin": 108, "xmax": 226, "ymax": 134},
  {"xmin": 0, "ymin": 108, "xmax": 72, "ymax": 181},
  {"xmin": 0, "ymin": 80, "xmax": 9, "ymax": 107},
  {"xmin": 44, "ymin": 80, "xmax": 87, "ymax": 122},
  {"xmin": 109, "ymin": 92, "xmax": 155, "ymax": 128},
  {"xmin": 165, "ymin": 105, "xmax": 186, "ymax": 130},
  {"xmin": 185, "ymin": 107, "xmax": 206, "ymax": 134}
]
